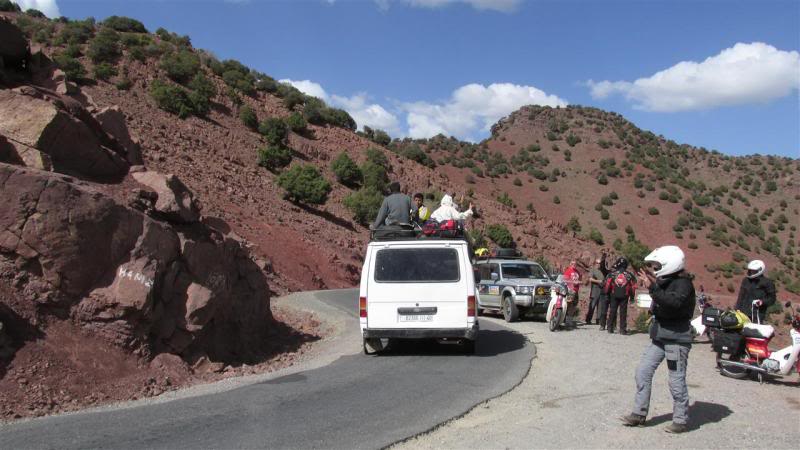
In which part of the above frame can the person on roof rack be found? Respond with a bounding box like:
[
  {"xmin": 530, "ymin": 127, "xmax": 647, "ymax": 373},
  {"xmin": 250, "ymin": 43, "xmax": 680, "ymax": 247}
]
[
  {"xmin": 430, "ymin": 194, "xmax": 474, "ymax": 222},
  {"xmin": 371, "ymin": 182, "xmax": 413, "ymax": 230},
  {"xmin": 411, "ymin": 193, "xmax": 431, "ymax": 226}
]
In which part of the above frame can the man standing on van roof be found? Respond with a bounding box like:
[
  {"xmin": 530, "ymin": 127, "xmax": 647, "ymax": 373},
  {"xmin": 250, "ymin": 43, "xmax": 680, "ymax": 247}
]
[{"xmin": 372, "ymin": 182, "xmax": 413, "ymax": 229}]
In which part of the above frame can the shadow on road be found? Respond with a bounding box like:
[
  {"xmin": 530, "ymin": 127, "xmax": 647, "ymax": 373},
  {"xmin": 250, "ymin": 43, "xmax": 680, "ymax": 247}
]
[
  {"xmin": 647, "ymin": 401, "xmax": 732, "ymax": 431},
  {"xmin": 376, "ymin": 328, "xmax": 527, "ymax": 358}
]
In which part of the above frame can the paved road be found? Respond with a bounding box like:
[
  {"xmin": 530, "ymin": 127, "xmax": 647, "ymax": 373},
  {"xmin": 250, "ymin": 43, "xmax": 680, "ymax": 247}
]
[{"xmin": 0, "ymin": 289, "xmax": 534, "ymax": 449}]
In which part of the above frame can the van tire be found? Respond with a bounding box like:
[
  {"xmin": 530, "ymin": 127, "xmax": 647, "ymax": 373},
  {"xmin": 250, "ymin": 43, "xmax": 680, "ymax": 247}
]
[
  {"xmin": 502, "ymin": 295, "xmax": 519, "ymax": 322},
  {"xmin": 363, "ymin": 338, "xmax": 387, "ymax": 355}
]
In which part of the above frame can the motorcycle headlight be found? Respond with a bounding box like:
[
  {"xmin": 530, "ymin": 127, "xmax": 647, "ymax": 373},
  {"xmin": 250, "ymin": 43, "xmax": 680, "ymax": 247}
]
[{"xmin": 517, "ymin": 286, "xmax": 532, "ymax": 294}]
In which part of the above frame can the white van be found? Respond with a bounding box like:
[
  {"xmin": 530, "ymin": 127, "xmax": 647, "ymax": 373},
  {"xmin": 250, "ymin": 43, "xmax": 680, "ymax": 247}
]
[{"xmin": 359, "ymin": 238, "xmax": 478, "ymax": 354}]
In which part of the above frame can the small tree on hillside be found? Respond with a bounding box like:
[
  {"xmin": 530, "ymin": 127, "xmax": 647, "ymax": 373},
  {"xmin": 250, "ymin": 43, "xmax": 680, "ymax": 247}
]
[
  {"xmin": 486, "ymin": 224, "xmax": 514, "ymax": 248},
  {"xmin": 277, "ymin": 165, "xmax": 332, "ymax": 205},
  {"xmin": 332, "ymin": 152, "xmax": 362, "ymax": 188},
  {"xmin": 258, "ymin": 145, "xmax": 292, "ymax": 172},
  {"xmin": 344, "ymin": 188, "xmax": 383, "ymax": 225},
  {"xmin": 239, "ymin": 106, "xmax": 258, "ymax": 130},
  {"xmin": 259, "ymin": 117, "xmax": 289, "ymax": 146}
]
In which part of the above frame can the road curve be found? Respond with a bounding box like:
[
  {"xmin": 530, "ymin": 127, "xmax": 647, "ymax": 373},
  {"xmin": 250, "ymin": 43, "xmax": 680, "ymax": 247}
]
[{"xmin": 0, "ymin": 289, "xmax": 535, "ymax": 449}]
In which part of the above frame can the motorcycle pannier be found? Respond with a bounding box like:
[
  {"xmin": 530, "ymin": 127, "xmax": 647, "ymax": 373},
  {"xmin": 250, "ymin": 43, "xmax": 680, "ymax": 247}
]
[
  {"xmin": 712, "ymin": 331, "xmax": 744, "ymax": 355},
  {"xmin": 701, "ymin": 307, "xmax": 723, "ymax": 328}
]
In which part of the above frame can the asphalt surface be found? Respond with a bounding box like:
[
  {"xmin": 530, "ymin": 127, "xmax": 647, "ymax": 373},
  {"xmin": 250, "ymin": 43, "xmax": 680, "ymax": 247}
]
[{"xmin": 0, "ymin": 289, "xmax": 535, "ymax": 449}]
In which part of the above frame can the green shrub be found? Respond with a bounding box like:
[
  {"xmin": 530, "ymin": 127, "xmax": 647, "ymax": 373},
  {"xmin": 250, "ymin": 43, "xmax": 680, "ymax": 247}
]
[
  {"xmin": 286, "ymin": 112, "xmax": 307, "ymax": 133},
  {"xmin": 93, "ymin": 62, "xmax": 117, "ymax": 81},
  {"xmin": 587, "ymin": 228, "xmax": 604, "ymax": 245},
  {"xmin": 553, "ymin": 196, "xmax": 561, "ymax": 204},
  {"xmin": 57, "ymin": 19, "xmax": 95, "ymax": 46},
  {"xmin": 372, "ymin": 129, "xmax": 391, "ymax": 146},
  {"xmin": 277, "ymin": 165, "xmax": 331, "ymax": 205},
  {"xmin": 566, "ymin": 216, "xmax": 581, "ymax": 233},
  {"xmin": 497, "ymin": 192, "xmax": 515, "ymax": 208},
  {"xmin": 188, "ymin": 73, "xmax": 216, "ymax": 99},
  {"xmin": 259, "ymin": 117, "xmax": 289, "ymax": 146},
  {"xmin": 648, "ymin": 207, "xmax": 660, "ymax": 215},
  {"xmin": 344, "ymin": 188, "xmax": 383, "ymax": 225},
  {"xmin": 566, "ymin": 133, "xmax": 581, "ymax": 147},
  {"xmin": 634, "ymin": 311, "xmax": 651, "ymax": 333},
  {"xmin": 606, "ymin": 220, "xmax": 617, "ymax": 230},
  {"xmin": 598, "ymin": 174, "xmax": 608, "ymax": 185},
  {"xmin": 150, "ymin": 80, "xmax": 193, "ymax": 118},
  {"xmin": 600, "ymin": 209, "xmax": 610, "ymax": 220},
  {"xmin": 688, "ymin": 242, "xmax": 698, "ymax": 250},
  {"xmin": 402, "ymin": 144, "xmax": 435, "ymax": 168},
  {"xmin": 0, "ymin": 1, "xmax": 21, "ymax": 12},
  {"xmin": 187, "ymin": 90, "xmax": 211, "ymax": 117},
  {"xmin": 255, "ymin": 75, "xmax": 278, "ymax": 93},
  {"xmin": 160, "ymin": 49, "xmax": 201, "ymax": 84},
  {"xmin": 539, "ymin": 184, "xmax": 549, "ymax": 192},
  {"xmin": 103, "ymin": 16, "xmax": 147, "ymax": 33},
  {"xmin": 332, "ymin": 152, "xmax": 362, "ymax": 188},
  {"xmin": 361, "ymin": 161, "xmax": 388, "ymax": 193},
  {"xmin": 486, "ymin": 224, "xmax": 514, "ymax": 248},
  {"xmin": 513, "ymin": 178, "xmax": 523, "ymax": 187},
  {"xmin": 88, "ymin": 28, "xmax": 121, "ymax": 63},
  {"xmin": 365, "ymin": 147, "xmax": 390, "ymax": 169},
  {"xmin": 601, "ymin": 196, "xmax": 613, "ymax": 206},
  {"xmin": 239, "ymin": 106, "xmax": 258, "ymax": 130},
  {"xmin": 53, "ymin": 54, "xmax": 86, "ymax": 82},
  {"xmin": 257, "ymin": 145, "xmax": 292, "ymax": 171},
  {"xmin": 115, "ymin": 77, "xmax": 133, "ymax": 90},
  {"xmin": 621, "ymin": 239, "xmax": 651, "ymax": 270}
]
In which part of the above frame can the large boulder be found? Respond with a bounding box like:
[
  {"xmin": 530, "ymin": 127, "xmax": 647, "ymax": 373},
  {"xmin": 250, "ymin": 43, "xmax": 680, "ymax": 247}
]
[
  {"xmin": 0, "ymin": 19, "xmax": 28, "ymax": 70},
  {"xmin": 93, "ymin": 106, "xmax": 143, "ymax": 165},
  {"xmin": 0, "ymin": 163, "xmax": 272, "ymax": 363},
  {"xmin": 132, "ymin": 171, "xmax": 200, "ymax": 223},
  {"xmin": 0, "ymin": 90, "xmax": 128, "ymax": 178}
]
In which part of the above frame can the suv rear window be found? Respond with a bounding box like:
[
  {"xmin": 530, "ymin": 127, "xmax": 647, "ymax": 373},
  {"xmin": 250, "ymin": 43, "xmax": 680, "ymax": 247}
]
[{"xmin": 374, "ymin": 248, "xmax": 460, "ymax": 282}]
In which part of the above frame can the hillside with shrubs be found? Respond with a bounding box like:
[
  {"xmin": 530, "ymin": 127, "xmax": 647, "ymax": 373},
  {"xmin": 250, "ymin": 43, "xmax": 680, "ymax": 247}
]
[{"xmin": 392, "ymin": 105, "xmax": 800, "ymax": 315}]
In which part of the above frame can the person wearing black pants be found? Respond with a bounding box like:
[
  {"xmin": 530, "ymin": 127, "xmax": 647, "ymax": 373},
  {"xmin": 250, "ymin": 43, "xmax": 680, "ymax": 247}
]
[{"xmin": 603, "ymin": 257, "xmax": 636, "ymax": 335}]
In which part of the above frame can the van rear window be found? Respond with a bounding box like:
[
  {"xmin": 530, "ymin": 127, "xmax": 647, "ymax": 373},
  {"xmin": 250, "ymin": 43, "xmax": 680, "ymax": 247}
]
[{"xmin": 374, "ymin": 248, "xmax": 460, "ymax": 282}]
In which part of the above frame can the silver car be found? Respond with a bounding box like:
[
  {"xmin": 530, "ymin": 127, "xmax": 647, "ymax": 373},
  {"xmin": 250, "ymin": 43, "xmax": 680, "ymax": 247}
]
[{"xmin": 475, "ymin": 258, "xmax": 554, "ymax": 322}]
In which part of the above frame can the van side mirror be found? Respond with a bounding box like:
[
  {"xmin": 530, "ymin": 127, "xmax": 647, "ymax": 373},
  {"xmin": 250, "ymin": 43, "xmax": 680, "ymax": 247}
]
[{"xmin": 490, "ymin": 272, "xmax": 499, "ymax": 281}]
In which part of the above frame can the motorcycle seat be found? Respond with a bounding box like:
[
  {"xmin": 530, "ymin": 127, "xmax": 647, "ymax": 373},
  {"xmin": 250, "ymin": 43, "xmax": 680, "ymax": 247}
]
[{"xmin": 742, "ymin": 323, "xmax": 774, "ymax": 339}]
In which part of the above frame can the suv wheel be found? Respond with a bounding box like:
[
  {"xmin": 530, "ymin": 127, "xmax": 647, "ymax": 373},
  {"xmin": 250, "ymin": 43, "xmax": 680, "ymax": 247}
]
[{"xmin": 502, "ymin": 295, "xmax": 519, "ymax": 322}]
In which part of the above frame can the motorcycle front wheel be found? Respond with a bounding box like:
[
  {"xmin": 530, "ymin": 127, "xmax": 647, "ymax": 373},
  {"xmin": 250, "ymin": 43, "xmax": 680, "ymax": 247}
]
[
  {"xmin": 716, "ymin": 352, "xmax": 749, "ymax": 380},
  {"xmin": 549, "ymin": 309, "xmax": 563, "ymax": 332}
]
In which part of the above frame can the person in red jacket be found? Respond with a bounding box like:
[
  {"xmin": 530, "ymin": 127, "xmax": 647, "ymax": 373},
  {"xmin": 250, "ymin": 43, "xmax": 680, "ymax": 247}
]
[
  {"xmin": 562, "ymin": 260, "xmax": 582, "ymax": 325},
  {"xmin": 603, "ymin": 257, "xmax": 637, "ymax": 335}
]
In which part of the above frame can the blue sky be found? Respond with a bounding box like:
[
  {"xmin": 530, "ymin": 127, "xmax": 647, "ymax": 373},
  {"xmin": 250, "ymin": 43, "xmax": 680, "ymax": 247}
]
[{"xmin": 19, "ymin": 0, "xmax": 800, "ymax": 157}]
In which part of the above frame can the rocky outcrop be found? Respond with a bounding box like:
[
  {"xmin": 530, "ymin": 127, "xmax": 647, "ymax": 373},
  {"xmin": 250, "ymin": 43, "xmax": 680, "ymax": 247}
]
[
  {"xmin": 93, "ymin": 106, "xmax": 143, "ymax": 165},
  {"xmin": 0, "ymin": 19, "xmax": 28, "ymax": 70},
  {"xmin": 0, "ymin": 89, "xmax": 128, "ymax": 178},
  {"xmin": 0, "ymin": 163, "xmax": 272, "ymax": 363},
  {"xmin": 132, "ymin": 171, "xmax": 201, "ymax": 223}
]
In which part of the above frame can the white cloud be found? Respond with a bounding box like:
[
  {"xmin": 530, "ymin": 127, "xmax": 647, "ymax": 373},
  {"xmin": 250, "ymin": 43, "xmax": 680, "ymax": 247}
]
[
  {"xmin": 374, "ymin": 0, "xmax": 521, "ymax": 13},
  {"xmin": 279, "ymin": 79, "xmax": 330, "ymax": 101},
  {"xmin": 587, "ymin": 42, "xmax": 800, "ymax": 112},
  {"xmin": 331, "ymin": 93, "xmax": 402, "ymax": 136},
  {"xmin": 11, "ymin": 0, "xmax": 60, "ymax": 17},
  {"xmin": 402, "ymin": 82, "xmax": 568, "ymax": 140}
]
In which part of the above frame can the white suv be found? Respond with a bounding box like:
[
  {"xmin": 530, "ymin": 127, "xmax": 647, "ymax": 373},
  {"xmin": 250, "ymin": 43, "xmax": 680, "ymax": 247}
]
[{"xmin": 359, "ymin": 238, "xmax": 478, "ymax": 354}]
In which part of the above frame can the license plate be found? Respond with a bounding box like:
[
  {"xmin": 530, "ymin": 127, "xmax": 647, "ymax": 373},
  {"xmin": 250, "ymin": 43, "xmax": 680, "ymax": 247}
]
[{"xmin": 399, "ymin": 315, "xmax": 433, "ymax": 322}]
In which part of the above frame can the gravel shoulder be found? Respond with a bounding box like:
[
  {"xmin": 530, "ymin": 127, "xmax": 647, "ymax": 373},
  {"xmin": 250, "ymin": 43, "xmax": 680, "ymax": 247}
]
[{"xmin": 395, "ymin": 315, "xmax": 800, "ymax": 449}]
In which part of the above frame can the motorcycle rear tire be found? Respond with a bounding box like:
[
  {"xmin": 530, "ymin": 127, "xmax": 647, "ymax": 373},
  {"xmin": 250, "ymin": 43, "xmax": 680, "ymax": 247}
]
[
  {"xmin": 549, "ymin": 309, "xmax": 563, "ymax": 332},
  {"xmin": 716, "ymin": 352, "xmax": 749, "ymax": 380}
]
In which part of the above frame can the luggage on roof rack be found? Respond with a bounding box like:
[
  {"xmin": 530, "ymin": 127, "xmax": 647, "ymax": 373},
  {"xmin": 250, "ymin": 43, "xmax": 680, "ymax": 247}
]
[
  {"xmin": 422, "ymin": 219, "xmax": 465, "ymax": 239},
  {"xmin": 370, "ymin": 224, "xmax": 418, "ymax": 241}
]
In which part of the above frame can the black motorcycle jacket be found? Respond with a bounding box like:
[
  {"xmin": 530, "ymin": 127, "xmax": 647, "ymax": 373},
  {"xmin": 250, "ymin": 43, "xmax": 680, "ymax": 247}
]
[
  {"xmin": 649, "ymin": 272, "xmax": 696, "ymax": 343},
  {"xmin": 734, "ymin": 276, "xmax": 776, "ymax": 322}
]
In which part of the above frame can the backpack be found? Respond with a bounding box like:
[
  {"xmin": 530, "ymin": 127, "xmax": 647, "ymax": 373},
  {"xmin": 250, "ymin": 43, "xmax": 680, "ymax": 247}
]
[
  {"xmin": 720, "ymin": 309, "xmax": 750, "ymax": 330},
  {"xmin": 605, "ymin": 271, "xmax": 633, "ymax": 299}
]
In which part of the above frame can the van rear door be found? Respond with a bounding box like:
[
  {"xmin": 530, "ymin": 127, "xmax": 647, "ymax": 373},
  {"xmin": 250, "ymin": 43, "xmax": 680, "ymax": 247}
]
[{"xmin": 366, "ymin": 243, "xmax": 470, "ymax": 329}]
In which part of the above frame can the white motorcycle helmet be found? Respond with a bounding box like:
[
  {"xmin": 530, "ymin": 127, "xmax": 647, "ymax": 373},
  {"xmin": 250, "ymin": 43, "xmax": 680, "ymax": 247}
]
[
  {"xmin": 746, "ymin": 260, "xmax": 765, "ymax": 279},
  {"xmin": 644, "ymin": 245, "xmax": 685, "ymax": 278}
]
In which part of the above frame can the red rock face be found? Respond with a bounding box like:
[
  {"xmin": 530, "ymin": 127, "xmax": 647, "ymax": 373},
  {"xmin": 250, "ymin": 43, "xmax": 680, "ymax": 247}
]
[{"xmin": 0, "ymin": 163, "xmax": 272, "ymax": 363}]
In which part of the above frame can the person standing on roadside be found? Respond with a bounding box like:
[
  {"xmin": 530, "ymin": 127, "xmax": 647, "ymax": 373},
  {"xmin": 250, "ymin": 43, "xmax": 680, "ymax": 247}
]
[
  {"xmin": 585, "ymin": 252, "xmax": 608, "ymax": 325},
  {"xmin": 562, "ymin": 260, "xmax": 582, "ymax": 326},
  {"xmin": 622, "ymin": 245, "xmax": 695, "ymax": 434},
  {"xmin": 603, "ymin": 257, "xmax": 636, "ymax": 335},
  {"xmin": 734, "ymin": 259, "xmax": 776, "ymax": 323}
]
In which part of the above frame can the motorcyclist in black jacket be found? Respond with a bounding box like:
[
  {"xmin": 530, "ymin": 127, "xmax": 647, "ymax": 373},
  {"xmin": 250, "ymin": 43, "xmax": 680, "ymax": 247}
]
[
  {"xmin": 622, "ymin": 245, "xmax": 695, "ymax": 434},
  {"xmin": 734, "ymin": 259, "xmax": 776, "ymax": 323}
]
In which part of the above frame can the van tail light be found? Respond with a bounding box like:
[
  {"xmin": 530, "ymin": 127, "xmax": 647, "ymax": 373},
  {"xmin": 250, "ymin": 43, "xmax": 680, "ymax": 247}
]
[
  {"xmin": 467, "ymin": 295, "xmax": 476, "ymax": 317},
  {"xmin": 745, "ymin": 337, "xmax": 770, "ymax": 359},
  {"xmin": 359, "ymin": 296, "xmax": 367, "ymax": 318}
]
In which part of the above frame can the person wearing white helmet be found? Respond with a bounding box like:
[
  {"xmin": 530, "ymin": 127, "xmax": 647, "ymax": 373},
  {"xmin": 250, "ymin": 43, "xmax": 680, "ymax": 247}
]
[
  {"xmin": 734, "ymin": 259, "xmax": 776, "ymax": 323},
  {"xmin": 621, "ymin": 245, "xmax": 695, "ymax": 434}
]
